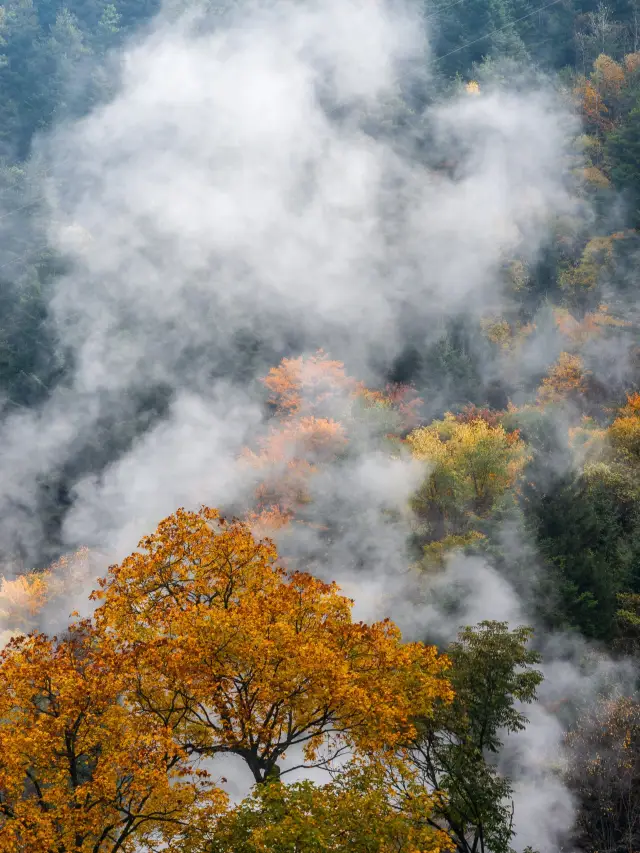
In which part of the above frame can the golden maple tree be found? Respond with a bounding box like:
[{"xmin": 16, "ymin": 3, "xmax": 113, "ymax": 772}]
[
  {"xmin": 592, "ymin": 54, "xmax": 625, "ymax": 100},
  {"xmin": 0, "ymin": 622, "xmax": 226, "ymax": 853},
  {"xmin": 93, "ymin": 506, "xmax": 453, "ymax": 785},
  {"xmin": 0, "ymin": 506, "xmax": 454, "ymax": 850},
  {"xmin": 575, "ymin": 54, "xmax": 630, "ymax": 134}
]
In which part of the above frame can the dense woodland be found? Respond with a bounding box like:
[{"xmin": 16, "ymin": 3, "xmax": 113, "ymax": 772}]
[{"xmin": 2, "ymin": 0, "xmax": 640, "ymax": 851}]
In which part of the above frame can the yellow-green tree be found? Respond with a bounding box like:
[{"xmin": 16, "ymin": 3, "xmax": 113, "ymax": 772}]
[
  {"xmin": 207, "ymin": 763, "xmax": 452, "ymax": 853},
  {"xmin": 407, "ymin": 415, "xmax": 527, "ymax": 545},
  {"xmin": 609, "ymin": 392, "xmax": 640, "ymax": 462},
  {"xmin": 558, "ymin": 233, "xmax": 627, "ymax": 305}
]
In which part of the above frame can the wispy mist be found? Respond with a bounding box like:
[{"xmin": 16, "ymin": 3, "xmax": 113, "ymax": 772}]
[
  {"xmin": 0, "ymin": 0, "xmax": 574, "ymax": 565},
  {"xmin": 0, "ymin": 1, "xmax": 622, "ymax": 848}
]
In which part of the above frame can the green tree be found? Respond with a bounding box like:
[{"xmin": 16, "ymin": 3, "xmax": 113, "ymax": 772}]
[
  {"xmin": 526, "ymin": 471, "xmax": 634, "ymax": 640},
  {"xmin": 607, "ymin": 100, "xmax": 640, "ymax": 225},
  {"xmin": 614, "ymin": 592, "xmax": 640, "ymax": 654},
  {"xmin": 409, "ymin": 621, "xmax": 543, "ymax": 853}
]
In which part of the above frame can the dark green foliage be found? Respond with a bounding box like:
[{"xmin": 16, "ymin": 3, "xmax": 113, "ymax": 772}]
[
  {"xmin": 411, "ymin": 621, "xmax": 543, "ymax": 853},
  {"xmin": 529, "ymin": 473, "xmax": 630, "ymax": 639},
  {"xmin": 607, "ymin": 102, "xmax": 640, "ymax": 226},
  {"xmin": 504, "ymin": 402, "xmax": 640, "ymax": 642},
  {"xmin": 0, "ymin": 0, "xmax": 158, "ymax": 162},
  {"xmin": 428, "ymin": 0, "xmax": 529, "ymax": 78},
  {"xmin": 614, "ymin": 591, "xmax": 640, "ymax": 654},
  {"xmin": 0, "ymin": 265, "xmax": 60, "ymax": 407}
]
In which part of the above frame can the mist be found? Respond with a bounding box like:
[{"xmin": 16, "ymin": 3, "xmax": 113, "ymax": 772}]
[
  {"xmin": 0, "ymin": 0, "xmax": 576, "ymax": 566},
  {"xmin": 0, "ymin": 0, "xmax": 630, "ymax": 849}
]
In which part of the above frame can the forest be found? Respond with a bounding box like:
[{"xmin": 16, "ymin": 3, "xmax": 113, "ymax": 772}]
[{"xmin": 1, "ymin": 0, "xmax": 640, "ymax": 850}]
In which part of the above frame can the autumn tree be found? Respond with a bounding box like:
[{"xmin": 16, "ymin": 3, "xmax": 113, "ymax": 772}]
[
  {"xmin": 576, "ymin": 76, "xmax": 614, "ymax": 134},
  {"xmin": 241, "ymin": 416, "xmax": 348, "ymax": 517},
  {"xmin": 0, "ymin": 548, "xmax": 99, "ymax": 646},
  {"xmin": 575, "ymin": 52, "xmax": 640, "ymax": 137},
  {"xmin": 244, "ymin": 351, "xmax": 421, "ymax": 531},
  {"xmin": 261, "ymin": 350, "xmax": 355, "ymax": 418},
  {"xmin": 454, "ymin": 404, "xmax": 504, "ymax": 429},
  {"xmin": 609, "ymin": 391, "xmax": 640, "ymax": 461},
  {"xmin": 0, "ymin": 571, "xmax": 49, "ymax": 644},
  {"xmin": 0, "ymin": 622, "xmax": 226, "ymax": 853},
  {"xmin": 93, "ymin": 506, "xmax": 453, "ymax": 785},
  {"xmin": 553, "ymin": 305, "xmax": 632, "ymax": 347},
  {"xmin": 407, "ymin": 414, "xmax": 527, "ymax": 547},
  {"xmin": 570, "ymin": 50, "xmax": 640, "ymax": 225},
  {"xmin": 352, "ymin": 381, "xmax": 423, "ymax": 435},
  {"xmin": 558, "ymin": 234, "xmax": 626, "ymax": 306},
  {"xmin": 566, "ymin": 695, "xmax": 640, "ymax": 853},
  {"xmin": 245, "ymin": 353, "xmax": 352, "ymax": 525},
  {"xmin": 536, "ymin": 352, "xmax": 588, "ymax": 405}
]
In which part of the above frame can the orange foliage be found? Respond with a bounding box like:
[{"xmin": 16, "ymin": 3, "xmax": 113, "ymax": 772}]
[
  {"xmin": 262, "ymin": 350, "xmax": 355, "ymax": 416},
  {"xmin": 263, "ymin": 351, "xmax": 421, "ymax": 428},
  {"xmin": 0, "ymin": 572, "xmax": 48, "ymax": 631},
  {"xmin": 618, "ymin": 391, "xmax": 640, "ymax": 416},
  {"xmin": 554, "ymin": 305, "xmax": 631, "ymax": 345},
  {"xmin": 242, "ymin": 416, "xmax": 347, "ymax": 515},
  {"xmin": 0, "ymin": 548, "xmax": 98, "ymax": 644},
  {"xmin": 0, "ymin": 502, "xmax": 455, "ymax": 850},
  {"xmin": 354, "ymin": 382, "xmax": 423, "ymax": 431},
  {"xmin": 245, "ymin": 505, "xmax": 295, "ymax": 538},
  {"xmin": 0, "ymin": 621, "xmax": 226, "ymax": 852},
  {"xmin": 576, "ymin": 55, "xmax": 629, "ymax": 133},
  {"xmin": 537, "ymin": 353, "xmax": 588, "ymax": 404},
  {"xmin": 609, "ymin": 392, "xmax": 640, "ymax": 460},
  {"xmin": 576, "ymin": 77, "xmax": 613, "ymax": 132},
  {"xmin": 247, "ymin": 416, "xmax": 347, "ymax": 466},
  {"xmin": 593, "ymin": 54, "xmax": 625, "ymax": 98},
  {"xmin": 93, "ymin": 507, "xmax": 453, "ymax": 784},
  {"xmin": 245, "ymin": 352, "xmax": 422, "ymax": 531},
  {"xmin": 454, "ymin": 404, "xmax": 504, "ymax": 429}
]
